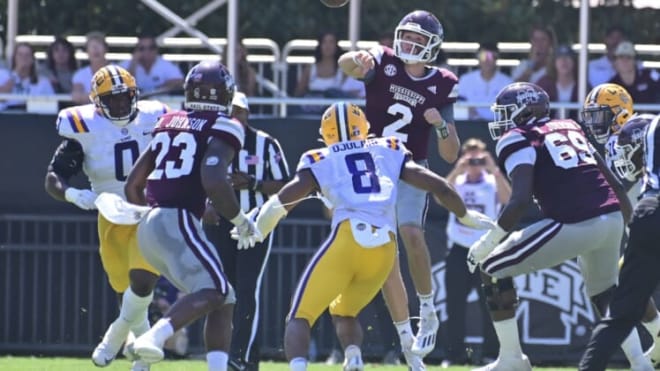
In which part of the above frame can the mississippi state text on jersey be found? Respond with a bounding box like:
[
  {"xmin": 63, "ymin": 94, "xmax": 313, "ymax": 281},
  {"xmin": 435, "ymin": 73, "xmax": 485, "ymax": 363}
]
[
  {"xmin": 496, "ymin": 119, "xmax": 620, "ymax": 223},
  {"xmin": 297, "ymin": 136, "xmax": 410, "ymax": 231},
  {"xmin": 145, "ymin": 110, "xmax": 244, "ymax": 218},
  {"xmin": 365, "ymin": 46, "xmax": 458, "ymax": 161},
  {"xmin": 56, "ymin": 100, "xmax": 169, "ymax": 199}
]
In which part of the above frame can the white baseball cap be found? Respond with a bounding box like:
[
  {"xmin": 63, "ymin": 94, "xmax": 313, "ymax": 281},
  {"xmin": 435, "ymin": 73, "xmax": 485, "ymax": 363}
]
[{"xmin": 232, "ymin": 91, "xmax": 249, "ymax": 110}]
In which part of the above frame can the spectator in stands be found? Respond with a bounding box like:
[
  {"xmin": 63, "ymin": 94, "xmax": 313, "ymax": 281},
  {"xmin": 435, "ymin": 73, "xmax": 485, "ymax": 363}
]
[
  {"xmin": 442, "ymin": 138, "xmax": 509, "ymax": 368},
  {"xmin": 234, "ymin": 41, "xmax": 258, "ymax": 97},
  {"xmin": 0, "ymin": 42, "xmax": 54, "ymax": 110},
  {"xmin": 43, "ymin": 36, "xmax": 77, "ymax": 94},
  {"xmin": 294, "ymin": 31, "xmax": 344, "ymax": 100},
  {"xmin": 588, "ymin": 25, "xmax": 626, "ymax": 88},
  {"xmin": 511, "ymin": 24, "xmax": 556, "ymax": 84},
  {"xmin": 537, "ymin": 44, "xmax": 586, "ymax": 120},
  {"xmin": 71, "ymin": 31, "xmax": 110, "ymax": 104},
  {"xmin": 608, "ymin": 40, "xmax": 660, "ymax": 104},
  {"xmin": 122, "ymin": 34, "xmax": 183, "ymax": 95},
  {"xmin": 457, "ymin": 42, "xmax": 512, "ymax": 121}
]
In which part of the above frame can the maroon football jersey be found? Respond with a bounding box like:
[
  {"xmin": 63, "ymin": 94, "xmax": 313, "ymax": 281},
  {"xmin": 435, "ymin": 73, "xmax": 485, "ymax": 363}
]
[
  {"xmin": 496, "ymin": 119, "xmax": 620, "ymax": 223},
  {"xmin": 365, "ymin": 46, "xmax": 458, "ymax": 161},
  {"xmin": 145, "ymin": 110, "xmax": 244, "ymax": 218}
]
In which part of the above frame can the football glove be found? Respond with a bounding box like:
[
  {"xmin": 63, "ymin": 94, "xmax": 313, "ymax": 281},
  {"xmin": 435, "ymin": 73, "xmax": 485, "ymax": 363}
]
[
  {"xmin": 467, "ymin": 225, "xmax": 507, "ymax": 273},
  {"xmin": 457, "ymin": 209, "xmax": 496, "ymax": 230},
  {"xmin": 230, "ymin": 209, "xmax": 262, "ymax": 250},
  {"xmin": 65, "ymin": 187, "xmax": 98, "ymax": 210}
]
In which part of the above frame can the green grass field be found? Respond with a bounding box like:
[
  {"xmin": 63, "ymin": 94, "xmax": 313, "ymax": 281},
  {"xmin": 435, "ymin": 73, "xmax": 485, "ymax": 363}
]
[{"xmin": 0, "ymin": 357, "xmax": 631, "ymax": 371}]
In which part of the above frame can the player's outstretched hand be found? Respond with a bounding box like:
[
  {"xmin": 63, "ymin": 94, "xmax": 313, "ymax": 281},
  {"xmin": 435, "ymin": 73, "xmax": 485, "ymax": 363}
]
[
  {"xmin": 230, "ymin": 208, "xmax": 263, "ymax": 249},
  {"xmin": 458, "ymin": 209, "xmax": 496, "ymax": 230},
  {"xmin": 467, "ymin": 225, "xmax": 507, "ymax": 273}
]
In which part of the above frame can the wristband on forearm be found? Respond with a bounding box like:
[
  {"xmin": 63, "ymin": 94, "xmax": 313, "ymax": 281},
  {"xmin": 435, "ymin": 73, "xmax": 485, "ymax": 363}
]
[{"xmin": 434, "ymin": 119, "xmax": 449, "ymax": 139}]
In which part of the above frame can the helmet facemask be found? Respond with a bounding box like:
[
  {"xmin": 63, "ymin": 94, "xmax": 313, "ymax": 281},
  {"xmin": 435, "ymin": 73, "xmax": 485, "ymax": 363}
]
[
  {"xmin": 488, "ymin": 103, "xmax": 522, "ymax": 140},
  {"xmin": 394, "ymin": 26, "xmax": 441, "ymax": 64},
  {"xmin": 580, "ymin": 105, "xmax": 615, "ymax": 144},
  {"xmin": 94, "ymin": 87, "xmax": 138, "ymax": 127}
]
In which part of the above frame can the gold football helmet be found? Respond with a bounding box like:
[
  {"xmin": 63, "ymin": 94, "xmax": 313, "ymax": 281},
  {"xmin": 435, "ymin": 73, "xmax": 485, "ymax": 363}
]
[
  {"xmin": 581, "ymin": 83, "xmax": 634, "ymax": 144},
  {"xmin": 89, "ymin": 65, "xmax": 138, "ymax": 126},
  {"xmin": 319, "ymin": 102, "xmax": 370, "ymax": 145}
]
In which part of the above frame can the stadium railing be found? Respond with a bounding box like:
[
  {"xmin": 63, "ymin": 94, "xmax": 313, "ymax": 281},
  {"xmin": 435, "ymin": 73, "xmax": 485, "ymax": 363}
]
[{"xmin": 13, "ymin": 34, "xmax": 660, "ymax": 113}]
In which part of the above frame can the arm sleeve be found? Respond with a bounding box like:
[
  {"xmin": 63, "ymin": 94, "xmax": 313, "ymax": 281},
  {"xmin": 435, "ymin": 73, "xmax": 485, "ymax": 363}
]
[{"xmin": 49, "ymin": 139, "xmax": 84, "ymax": 179}]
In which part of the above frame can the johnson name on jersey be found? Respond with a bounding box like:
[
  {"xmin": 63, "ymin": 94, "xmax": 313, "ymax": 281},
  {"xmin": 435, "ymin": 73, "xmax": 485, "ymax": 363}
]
[
  {"xmin": 297, "ymin": 136, "xmax": 409, "ymax": 231},
  {"xmin": 56, "ymin": 100, "xmax": 169, "ymax": 199}
]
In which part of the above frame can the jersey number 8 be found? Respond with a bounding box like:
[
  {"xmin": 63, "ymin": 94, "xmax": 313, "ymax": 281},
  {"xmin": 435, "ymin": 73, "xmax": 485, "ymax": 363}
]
[{"xmin": 345, "ymin": 152, "xmax": 381, "ymax": 194}]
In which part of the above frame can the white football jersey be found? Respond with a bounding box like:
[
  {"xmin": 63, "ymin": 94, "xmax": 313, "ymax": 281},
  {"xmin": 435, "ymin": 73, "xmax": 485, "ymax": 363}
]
[
  {"xmin": 446, "ymin": 172, "xmax": 499, "ymax": 247},
  {"xmin": 297, "ymin": 137, "xmax": 409, "ymax": 231},
  {"xmin": 56, "ymin": 100, "xmax": 169, "ymax": 199}
]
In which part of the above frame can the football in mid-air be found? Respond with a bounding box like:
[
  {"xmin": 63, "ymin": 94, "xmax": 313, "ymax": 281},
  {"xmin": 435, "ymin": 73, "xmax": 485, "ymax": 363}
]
[{"xmin": 320, "ymin": 0, "xmax": 349, "ymax": 8}]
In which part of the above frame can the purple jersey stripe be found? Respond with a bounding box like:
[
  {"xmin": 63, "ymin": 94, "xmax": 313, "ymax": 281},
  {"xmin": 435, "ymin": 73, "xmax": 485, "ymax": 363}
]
[
  {"xmin": 287, "ymin": 224, "xmax": 341, "ymax": 321},
  {"xmin": 177, "ymin": 209, "xmax": 227, "ymax": 294},
  {"xmin": 75, "ymin": 108, "xmax": 90, "ymax": 132}
]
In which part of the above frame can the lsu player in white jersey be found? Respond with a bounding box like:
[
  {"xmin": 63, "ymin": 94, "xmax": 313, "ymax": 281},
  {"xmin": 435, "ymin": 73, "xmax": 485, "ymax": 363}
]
[
  {"xmin": 44, "ymin": 65, "xmax": 169, "ymax": 371},
  {"xmin": 581, "ymin": 83, "xmax": 660, "ymax": 365},
  {"xmin": 232, "ymin": 102, "xmax": 494, "ymax": 371}
]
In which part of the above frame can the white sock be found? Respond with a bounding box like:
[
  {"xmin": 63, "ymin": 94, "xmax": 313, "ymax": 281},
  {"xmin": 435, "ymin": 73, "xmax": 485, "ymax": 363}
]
[
  {"xmin": 418, "ymin": 292, "xmax": 435, "ymax": 318},
  {"xmin": 344, "ymin": 344, "xmax": 361, "ymax": 360},
  {"xmin": 120, "ymin": 287, "xmax": 153, "ymax": 325},
  {"xmin": 289, "ymin": 357, "xmax": 307, "ymax": 371},
  {"xmin": 206, "ymin": 350, "xmax": 228, "ymax": 371},
  {"xmin": 643, "ymin": 312, "xmax": 660, "ymax": 338},
  {"xmin": 493, "ymin": 318, "xmax": 523, "ymax": 358},
  {"xmin": 130, "ymin": 311, "xmax": 151, "ymax": 338},
  {"xmin": 394, "ymin": 319, "xmax": 413, "ymax": 347},
  {"xmin": 146, "ymin": 318, "xmax": 174, "ymax": 348},
  {"xmin": 621, "ymin": 328, "xmax": 645, "ymax": 363}
]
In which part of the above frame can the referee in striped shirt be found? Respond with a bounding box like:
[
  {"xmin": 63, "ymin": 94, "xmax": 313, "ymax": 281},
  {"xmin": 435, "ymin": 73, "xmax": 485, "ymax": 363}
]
[{"xmin": 202, "ymin": 92, "xmax": 290, "ymax": 371}]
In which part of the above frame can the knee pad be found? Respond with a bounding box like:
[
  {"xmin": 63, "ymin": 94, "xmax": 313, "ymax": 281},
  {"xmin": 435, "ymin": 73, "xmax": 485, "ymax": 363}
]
[
  {"xmin": 591, "ymin": 285, "xmax": 616, "ymax": 318},
  {"xmin": 482, "ymin": 277, "xmax": 518, "ymax": 311}
]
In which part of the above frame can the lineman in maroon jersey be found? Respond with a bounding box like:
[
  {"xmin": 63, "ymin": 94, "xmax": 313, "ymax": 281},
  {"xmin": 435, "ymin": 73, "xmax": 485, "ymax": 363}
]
[
  {"xmin": 466, "ymin": 82, "xmax": 650, "ymax": 371},
  {"xmin": 339, "ymin": 9, "xmax": 459, "ymax": 368}
]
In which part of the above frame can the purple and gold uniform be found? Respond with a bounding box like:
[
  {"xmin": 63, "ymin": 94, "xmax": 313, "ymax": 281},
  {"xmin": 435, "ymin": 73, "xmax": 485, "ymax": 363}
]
[
  {"xmin": 365, "ymin": 46, "xmax": 458, "ymax": 161},
  {"xmin": 56, "ymin": 100, "xmax": 168, "ymax": 292},
  {"xmin": 481, "ymin": 118, "xmax": 624, "ymax": 297},
  {"xmin": 287, "ymin": 137, "xmax": 409, "ymax": 325},
  {"xmin": 137, "ymin": 110, "xmax": 244, "ymax": 297}
]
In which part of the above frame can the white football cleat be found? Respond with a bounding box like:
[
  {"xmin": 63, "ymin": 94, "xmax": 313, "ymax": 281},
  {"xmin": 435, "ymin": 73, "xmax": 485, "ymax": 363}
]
[
  {"xmin": 472, "ymin": 354, "xmax": 532, "ymax": 371},
  {"xmin": 411, "ymin": 313, "xmax": 439, "ymax": 356},
  {"xmin": 130, "ymin": 360, "xmax": 151, "ymax": 371},
  {"xmin": 342, "ymin": 355, "xmax": 364, "ymax": 371},
  {"xmin": 132, "ymin": 334, "xmax": 165, "ymax": 364},
  {"xmin": 92, "ymin": 321, "xmax": 130, "ymax": 367},
  {"xmin": 645, "ymin": 343, "xmax": 660, "ymax": 368}
]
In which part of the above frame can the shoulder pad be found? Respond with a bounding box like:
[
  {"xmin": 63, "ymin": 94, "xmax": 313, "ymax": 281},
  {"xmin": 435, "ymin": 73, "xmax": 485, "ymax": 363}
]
[
  {"xmin": 297, "ymin": 148, "xmax": 328, "ymax": 171},
  {"xmin": 137, "ymin": 100, "xmax": 171, "ymax": 116},
  {"xmin": 210, "ymin": 115, "xmax": 245, "ymax": 148},
  {"xmin": 496, "ymin": 130, "xmax": 529, "ymax": 158},
  {"xmin": 56, "ymin": 105, "xmax": 96, "ymax": 136}
]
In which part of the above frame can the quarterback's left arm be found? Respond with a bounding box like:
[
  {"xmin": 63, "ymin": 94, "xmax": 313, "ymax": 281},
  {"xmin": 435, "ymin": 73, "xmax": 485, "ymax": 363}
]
[
  {"xmin": 429, "ymin": 104, "xmax": 460, "ymax": 163},
  {"xmin": 125, "ymin": 148, "xmax": 156, "ymax": 206}
]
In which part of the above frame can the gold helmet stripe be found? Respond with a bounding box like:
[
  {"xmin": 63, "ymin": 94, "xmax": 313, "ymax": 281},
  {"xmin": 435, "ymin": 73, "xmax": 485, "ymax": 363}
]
[{"xmin": 336, "ymin": 102, "xmax": 349, "ymax": 142}]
